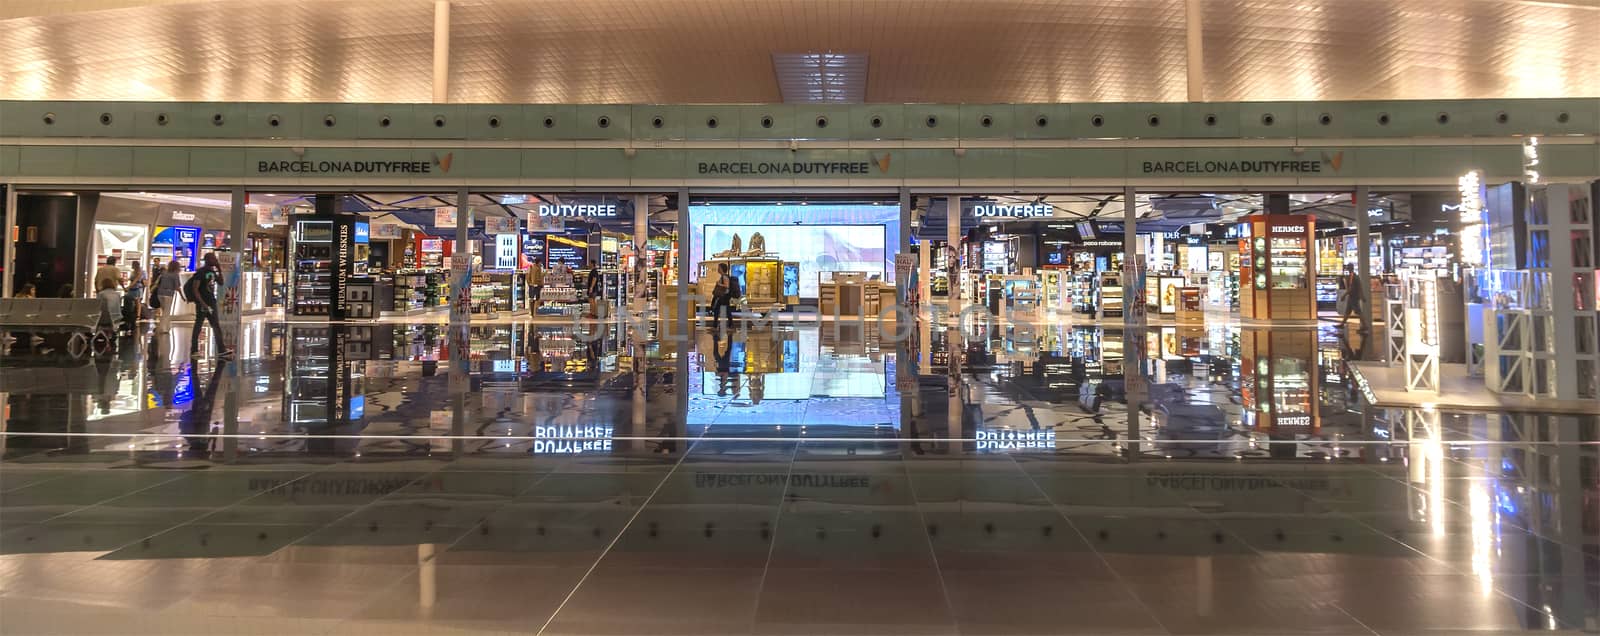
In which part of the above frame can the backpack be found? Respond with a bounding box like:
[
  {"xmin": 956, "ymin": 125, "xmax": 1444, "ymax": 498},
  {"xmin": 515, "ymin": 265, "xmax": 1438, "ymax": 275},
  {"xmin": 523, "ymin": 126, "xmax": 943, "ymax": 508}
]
[
  {"xmin": 727, "ymin": 274, "xmax": 742, "ymax": 299},
  {"xmin": 182, "ymin": 271, "xmax": 201, "ymax": 303}
]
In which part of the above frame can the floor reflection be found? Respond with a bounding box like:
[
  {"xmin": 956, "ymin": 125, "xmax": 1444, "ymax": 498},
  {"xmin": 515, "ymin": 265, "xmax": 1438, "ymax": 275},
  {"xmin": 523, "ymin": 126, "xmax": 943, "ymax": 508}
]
[{"xmin": 0, "ymin": 317, "xmax": 1594, "ymax": 633}]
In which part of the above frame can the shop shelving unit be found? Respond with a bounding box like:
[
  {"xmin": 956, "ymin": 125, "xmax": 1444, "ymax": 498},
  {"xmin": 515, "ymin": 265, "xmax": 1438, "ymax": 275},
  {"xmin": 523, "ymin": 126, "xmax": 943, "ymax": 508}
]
[
  {"xmin": 292, "ymin": 219, "xmax": 334, "ymax": 317},
  {"xmin": 1239, "ymin": 215, "xmax": 1316, "ymax": 321}
]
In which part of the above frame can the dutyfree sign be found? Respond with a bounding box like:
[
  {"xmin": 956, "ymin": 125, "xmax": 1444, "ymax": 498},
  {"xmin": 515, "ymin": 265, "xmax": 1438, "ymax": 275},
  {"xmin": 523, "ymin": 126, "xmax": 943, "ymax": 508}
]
[{"xmin": 972, "ymin": 203, "xmax": 1054, "ymax": 217}]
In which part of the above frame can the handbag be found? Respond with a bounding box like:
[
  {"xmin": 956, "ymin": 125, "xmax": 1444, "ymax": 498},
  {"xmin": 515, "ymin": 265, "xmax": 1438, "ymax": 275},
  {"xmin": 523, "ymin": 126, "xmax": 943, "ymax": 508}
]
[{"xmin": 146, "ymin": 274, "xmax": 163, "ymax": 309}]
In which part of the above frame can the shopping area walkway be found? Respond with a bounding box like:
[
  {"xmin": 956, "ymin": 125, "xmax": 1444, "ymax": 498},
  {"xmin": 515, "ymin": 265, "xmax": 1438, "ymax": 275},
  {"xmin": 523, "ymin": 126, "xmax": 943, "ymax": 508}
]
[{"xmin": 0, "ymin": 316, "xmax": 1595, "ymax": 634}]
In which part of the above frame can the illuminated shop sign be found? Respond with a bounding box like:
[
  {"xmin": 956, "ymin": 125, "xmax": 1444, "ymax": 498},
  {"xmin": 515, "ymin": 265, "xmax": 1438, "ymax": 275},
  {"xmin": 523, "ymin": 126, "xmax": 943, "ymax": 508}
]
[
  {"xmin": 1141, "ymin": 153, "xmax": 1340, "ymax": 175},
  {"xmin": 973, "ymin": 203, "xmax": 1054, "ymax": 218},
  {"xmin": 539, "ymin": 204, "xmax": 618, "ymax": 217},
  {"xmin": 697, "ymin": 161, "xmax": 877, "ymax": 175},
  {"xmin": 256, "ymin": 153, "xmax": 452, "ymax": 175},
  {"xmin": 1522, "ymin": 137, "xmax": 1540, "ymax": 184},
  {"xmin": 1457, "ymin": 169, "xmax": 1486, "ymax": 266},
  {"xmin": 975, "ymin": 428, "xmax": 1057, "ymax": 452},
  {"xmin": 1270, "ymin": 225, "xmax": 1305, "ymax": 233},
  {"xmin": 532, "ymin": 425, "xmax": 613, "ymax": 454},
  {"xmin": 1276, "ymin": 416, "xmax": 1312, "ymax": 427}
]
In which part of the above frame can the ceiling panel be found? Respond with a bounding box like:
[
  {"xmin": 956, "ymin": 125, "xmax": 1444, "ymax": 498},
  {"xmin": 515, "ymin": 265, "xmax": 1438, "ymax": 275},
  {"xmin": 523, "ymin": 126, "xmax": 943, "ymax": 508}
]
[{"xmin": 1, "ymin": 0, "xmax": 1594, "ymax": 104}]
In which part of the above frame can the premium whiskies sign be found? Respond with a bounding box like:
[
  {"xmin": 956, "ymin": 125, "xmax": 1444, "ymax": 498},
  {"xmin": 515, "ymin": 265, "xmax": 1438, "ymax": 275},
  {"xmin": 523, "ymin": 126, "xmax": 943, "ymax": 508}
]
[{"xmin": 334, "ymin": 220, "xmax": 353, "ymax": 318}]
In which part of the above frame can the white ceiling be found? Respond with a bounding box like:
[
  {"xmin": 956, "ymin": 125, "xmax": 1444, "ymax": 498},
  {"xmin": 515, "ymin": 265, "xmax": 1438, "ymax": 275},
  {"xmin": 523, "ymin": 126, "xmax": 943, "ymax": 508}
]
[{"xmin": 3, "ymin": 0, "xmax": 1596, "ymax": 103}]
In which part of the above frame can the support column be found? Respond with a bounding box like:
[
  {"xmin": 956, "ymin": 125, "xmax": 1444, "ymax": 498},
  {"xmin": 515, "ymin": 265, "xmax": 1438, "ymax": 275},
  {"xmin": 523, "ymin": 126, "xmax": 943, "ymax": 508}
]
[
  {"xmin": 449, "ymin": 188, "xmax": 471, "ymax": 325},
  {"xmin": 1354, "ymin": 186, "xmax": 1373, "ymax": 333},
  {"xmin": 945, "ymin": 195, "xmax": 961, "ymax": 320},
  {"xmin": 2, "ymin": 184, "xmax": 14, "ymax": 297},
  {"xmin": 1185, "ymin": 0, "xmax": 1205, "ymax": 102},
  {"xmin": 1123, "ymin": 186, "xmax": 1143, "ymax": 329},
  {"xmin": 432, "ymin": 0, "xmax": 451, "ymax": 104},
  {"xmin": 1122, "ymin": 186, "xmax": 1146, "ymax": 458},
  {"xmin": 898, "ymin": 187, "xmax": 912, "ymax": 305},
  {"xmin": 221, "ymin": 189, "xmax": 246, "ymax": 349},
  {"xmin": 632, "ymin": 193, "xmax": 649, "ymax": 316},
  {"xmin": 676, "ymin": 188, "xmax": 690, "ymax": 341},
  {"xmin": 1265, "ymin": 193, "xmax": 1290, "ymax": 215},
  {"xmin": 75, "ymin": 194, "xmax": 98, "ymax": 298}
]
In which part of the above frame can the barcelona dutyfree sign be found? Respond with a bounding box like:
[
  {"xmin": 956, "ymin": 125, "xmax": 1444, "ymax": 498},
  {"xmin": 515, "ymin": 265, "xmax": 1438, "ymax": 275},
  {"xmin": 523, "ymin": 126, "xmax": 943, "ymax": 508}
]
[{"xmin": 5, "ymin": 143, "xmax": 1579, "ymax": 184}]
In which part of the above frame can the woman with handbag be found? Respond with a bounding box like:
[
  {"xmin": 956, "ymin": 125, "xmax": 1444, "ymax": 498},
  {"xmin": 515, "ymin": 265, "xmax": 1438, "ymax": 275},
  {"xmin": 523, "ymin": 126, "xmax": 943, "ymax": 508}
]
[
  {"xmin": 151, "ymin": 260, "xmax": 182, "ymax": 334},
  {"xmin": 127, "ymin": 261, "xmax": 147, "ymax": 322}
]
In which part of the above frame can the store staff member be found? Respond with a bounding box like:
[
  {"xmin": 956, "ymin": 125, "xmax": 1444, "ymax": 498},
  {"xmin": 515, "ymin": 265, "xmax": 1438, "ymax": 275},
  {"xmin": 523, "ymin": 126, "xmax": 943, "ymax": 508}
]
[{"xmin": 526, "ymin": 259, "xmax": 544, "ymax": 310}]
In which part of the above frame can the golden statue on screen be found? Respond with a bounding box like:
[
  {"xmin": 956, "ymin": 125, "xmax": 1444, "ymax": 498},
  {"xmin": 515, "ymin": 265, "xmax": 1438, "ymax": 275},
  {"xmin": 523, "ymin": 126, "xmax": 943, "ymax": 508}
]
[
  {"xmin": 744, "ymin": 232, "xmax": 766, "ymax": 257},
  {"xmin": 713, "ymin": 233, "xmax": 742, "ymax": 258}
]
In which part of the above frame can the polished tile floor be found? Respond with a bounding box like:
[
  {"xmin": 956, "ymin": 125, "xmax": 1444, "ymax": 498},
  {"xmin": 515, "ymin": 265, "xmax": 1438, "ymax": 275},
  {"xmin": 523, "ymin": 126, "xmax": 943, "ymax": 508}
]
[{"xmin": 0, "ymin": 316, "xmax": 1595, "ymax": 634}]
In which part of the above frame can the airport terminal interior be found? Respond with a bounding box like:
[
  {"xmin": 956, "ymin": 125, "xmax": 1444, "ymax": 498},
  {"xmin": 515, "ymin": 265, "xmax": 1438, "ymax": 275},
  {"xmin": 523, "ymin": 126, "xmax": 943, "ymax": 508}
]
[{"xmin": 1, "ymin": 1, "xmax": 1598, "ymax": 634}]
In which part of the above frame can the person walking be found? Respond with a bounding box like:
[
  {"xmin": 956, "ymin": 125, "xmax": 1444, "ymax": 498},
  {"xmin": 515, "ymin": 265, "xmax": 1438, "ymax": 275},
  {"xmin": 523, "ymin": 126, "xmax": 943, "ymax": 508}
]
[
  {"xmin": 1339, "ymin": 264, "xmax": 1367, "ymax": 332},
  {"xmin": 186, "ymin": 253, "xmax": 231, "ymax": 358},
  {"xmin": 126, "ymin": 261, "xmax": 147, "ymax": 322},
  {"xmin": 585, "ymin": 264, "xmax": 604, "ymax": 318},
  {"xmin": 152, "ymin": 260, "xmax": 182, "ymax": 334},
  {"xmin": 708, "ymin": 261, "xmax": 739, "ymax": 332}
]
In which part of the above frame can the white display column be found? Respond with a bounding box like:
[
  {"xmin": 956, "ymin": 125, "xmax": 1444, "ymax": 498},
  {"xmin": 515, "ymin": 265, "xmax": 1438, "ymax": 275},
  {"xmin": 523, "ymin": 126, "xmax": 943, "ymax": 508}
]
[{"xmin": 1530, "ymin": 183, "xmax": 1597, "ymax": 400}]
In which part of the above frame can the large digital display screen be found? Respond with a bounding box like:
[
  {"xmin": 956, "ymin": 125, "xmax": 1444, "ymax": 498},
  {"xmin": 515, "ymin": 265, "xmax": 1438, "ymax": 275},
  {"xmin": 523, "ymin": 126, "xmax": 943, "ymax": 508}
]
[
  {"xmin": 545, "ymin": 235, "xmax": 588, "ymax": 269},
  {"xmin": 689, "ymin": 203, "xmax": 900, "ymax": 295},
  {"xmin": 703, "ymin": 224, "xmax": 885, "ymax": 297}
]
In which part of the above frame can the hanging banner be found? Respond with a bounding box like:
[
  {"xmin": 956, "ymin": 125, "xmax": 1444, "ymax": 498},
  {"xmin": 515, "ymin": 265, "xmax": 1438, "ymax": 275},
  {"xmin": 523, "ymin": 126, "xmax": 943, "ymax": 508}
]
[
  {"xmin": 371, "ymin": 224, "xmax": 405, "ymax": 240},
  {"xmin": 434, "ymin": 207, "xmax": 457, "ymax": 228},
  {"xmin": 448, "ymin": 254, "xmax": 473, "ymax": 325},
  {"xmin": 257, "ymin": 205, "xmax": 288, "ymax": 226},
  {"xmin": 485, "ymin": 216, "xmax": 519, "ymax": 235},
  {"xmin": 528, "ymin": 213, "xmax": 563, "ymax": 233},
  {"xmin": 218, "ymin": 251, "xmax": 241, "ymax": 348}
]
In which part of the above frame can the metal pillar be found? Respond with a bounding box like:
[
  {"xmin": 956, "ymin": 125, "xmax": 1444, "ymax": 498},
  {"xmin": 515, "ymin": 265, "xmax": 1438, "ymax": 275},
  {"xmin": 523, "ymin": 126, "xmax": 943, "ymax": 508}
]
[
  {"xmin": 1184, "ymin": 0, "xmax": 1205, "ymax": 102},
  {"xmin": 1264, "ymin": 193, "xmax": 1290, "ymax": 215},
  {"xmin": 632, "ymin": 193, "xmax": 649, "ymax": 316},
  {"xmin": 449, "ymin": 188, "xmax": 470, "ymax": 325},
  {"xmin": 946, "ymin": 195, "xmax": 961, "ymax": 320},
  {"xmin": 1123, "ymin": 186, "xmax": 1143, "ymax": 329},
  {"xmin": 221, "ymin": 188, "xmax": 246, "ymax": 349},
  {"xmin": 898, "ymin": 187, "xmax": 912, "ymax": 305},
  {"xmin": 75, "ymin": 193, "xmax": 98, "ymax": 297},
  {"xmin": 2, "ymin": 184, "xmax": 14, "ymax": 297},
  {"xmin": 1354, "ymin": 186, "xmax": 1373, "ymax": 333},
  {"xmin": 676, "ymin": 188, "xmax": 690, "ymax": 341},
  {"xmin": 432, "ymin": 0, "xmax": 451, "ymax": 103}
]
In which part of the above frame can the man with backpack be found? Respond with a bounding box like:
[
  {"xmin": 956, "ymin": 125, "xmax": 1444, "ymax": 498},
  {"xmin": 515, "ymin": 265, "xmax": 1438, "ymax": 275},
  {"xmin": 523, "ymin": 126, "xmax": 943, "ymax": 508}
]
[{"xmin": 184, "ymin": 252, "xmax": 232, "ymax": 358}]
